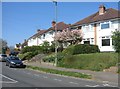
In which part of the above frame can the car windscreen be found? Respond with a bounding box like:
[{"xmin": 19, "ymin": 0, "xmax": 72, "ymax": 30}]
[
  {"xmin": 1, "ymin": 55, "xmax": 7, "ymax": 57},
  {"xmin": 10, "ymin": 57, "xmax": 20, "ymax": 60}
]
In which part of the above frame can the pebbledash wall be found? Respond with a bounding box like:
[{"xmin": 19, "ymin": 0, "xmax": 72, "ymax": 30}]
[
  {"xmin": 76, "ymin": 19, "xmax": 119, "ymax": 52},
  {"xmin": 26, "ymin": 5, "xmax": 120, "ymax": 52},
  {"xmin": 71, "ymin": 5, "xmax": 120, "ymax": 52}
]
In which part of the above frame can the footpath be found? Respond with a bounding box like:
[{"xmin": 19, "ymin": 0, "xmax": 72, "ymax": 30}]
[{"xmin": 24, "ymin": 61, "xmax": 119, "ymax": 85}]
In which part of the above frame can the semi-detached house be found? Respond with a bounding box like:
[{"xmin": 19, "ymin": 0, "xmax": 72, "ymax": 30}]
[
  {"xmin": 27, "ymin": 21, "xmax": 69, "ymax": 46},
  {"xmin": 71, "ymin": 5, "xmax": 120, "ymax": 52},
  {"xmin": 26, "ymin": 5, "xmax": 120, "ymax": 52}
]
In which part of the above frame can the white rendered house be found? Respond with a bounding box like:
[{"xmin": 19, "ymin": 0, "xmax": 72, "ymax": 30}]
[
  {"xmin": 27, "ymin": 30, "xmax": 46, "ymax": 46},
  {"xmin": 27, "ymin": 22, "xmax": 69, "ymax": 46},
  {"xmin": 72, "ymin": 5, "xmax": 120, "ymax": 52}
]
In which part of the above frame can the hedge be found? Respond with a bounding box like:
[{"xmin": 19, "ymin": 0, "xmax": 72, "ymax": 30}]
[
  {"xmin": 62, "ymin": 44, "xmax": 100, "ymax": 55},
  {"xmin": 21, "ymin": 46, "xmax": 43, "ymax": 54}
]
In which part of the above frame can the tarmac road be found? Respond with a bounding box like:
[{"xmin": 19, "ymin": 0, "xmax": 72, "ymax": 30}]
[{"xmin": 0, "ymin": 62, "xmax": 118, "ymax": 89}]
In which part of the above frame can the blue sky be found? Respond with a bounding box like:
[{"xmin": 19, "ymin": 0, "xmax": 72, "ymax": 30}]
[{"xmin": 2, "ymin": 2, "xmax": 118, "ymax": 46}]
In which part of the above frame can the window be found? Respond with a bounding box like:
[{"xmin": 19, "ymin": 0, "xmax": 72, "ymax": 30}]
[
  {"xmin": 85, "ymin": 25, "xmax": 89, "ymax": 31},
  {"xmin": 101, "ymin": 23, "xmax": 110, "ymax": 29},
  {"xmin": 49, "ymin": 31, "xmax": 53, "ymax": 35},
  {"xmin": 102, "ymin": 39, "xmax": 110, "ymax": 46},
  {"xmin": 84, "ymin": 41, "xmax": 90, "ymax": 44},
  {"xmin": 91, "ymin": 38, "xmax": 94, "ymax": 43},
  {"xmin": 43, "ymin": 34, "xmax": 45, "ymax": 39},
  {"xmin": 78, "ymin": 26, "xmax": 82, "ymax": 29}
]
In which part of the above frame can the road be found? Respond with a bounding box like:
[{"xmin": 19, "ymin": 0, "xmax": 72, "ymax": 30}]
[{"xmin": 0, "ymin": 62, "xmax": 118, "ymax": 88}]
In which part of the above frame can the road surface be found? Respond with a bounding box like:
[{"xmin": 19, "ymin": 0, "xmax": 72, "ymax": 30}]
[{"xmin": 0, "ymin": 62, "xmax": 118, "ymax": 88}]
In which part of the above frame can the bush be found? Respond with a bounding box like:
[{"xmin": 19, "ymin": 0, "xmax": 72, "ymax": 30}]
[
  {"xmin": 21, "ymin": 46, "xmax": 43, "ymax": 54},
  {"xmin": 42, "ymin": 52, "xmax": 64, "ymax": 63},
  {"xmin": 42, "ymin": 55, "xmax": 55, "ymax": 62},
  {"xmin": 62, "ymin": 45, "xmax": 74, "ymax": 55},
  {"xmin": 18, "ymin": 52, "xmax": 38, "ymax": 61},
  {"xmin": 73, "ymin": 44, "xmax": 100, "ymax": 54},
  {"xmin": 62, "ymin": 44, "xmax": 100, "ymax": 55},
  {"xmin": 112, "ymin": 30, "xmax": 120, "ymax": 53}
]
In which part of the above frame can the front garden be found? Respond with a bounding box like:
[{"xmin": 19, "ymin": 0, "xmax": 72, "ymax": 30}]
[{"xmin": 18, "ymin": 30, "xmax": 119, "ymax": 72}]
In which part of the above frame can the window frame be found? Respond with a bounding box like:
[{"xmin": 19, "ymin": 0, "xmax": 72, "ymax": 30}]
[
  {"xmin": 101, "ymin": 22, "xmax": 110, "ymax": 29},
  {"xmin": 102, "ymin": 39, "xmax": 110, "ymax": 46}
]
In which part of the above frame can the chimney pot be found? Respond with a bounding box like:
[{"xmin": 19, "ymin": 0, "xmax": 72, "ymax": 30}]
[
  {"xmin": 37, "ymin": 29, "xmax": 41, "ymax": 33},
  {"xmin": 52, "ymin": 21, "xmax": 56, "ymax": 27},
  {"xmin": 99, "ymin": 5, "xmax": 106, "ymax": 15}
]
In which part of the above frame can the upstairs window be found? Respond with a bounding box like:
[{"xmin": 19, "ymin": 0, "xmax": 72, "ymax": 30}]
[
  {"xmin": 101, "ymin": 23, "xmax": 110, "ymax": 29},
  {"xmin": 43, "ymin": 34, "xmax": 45, "ymax": 39},
  {"xmin": 49, "ymin": 31, "xmax": 53, "ymax": 35}
]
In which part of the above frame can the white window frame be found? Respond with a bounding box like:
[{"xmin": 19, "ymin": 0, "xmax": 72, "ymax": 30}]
[{"xmin": 100, "ymin": 21, "xmax": 111, "ymax": 29}]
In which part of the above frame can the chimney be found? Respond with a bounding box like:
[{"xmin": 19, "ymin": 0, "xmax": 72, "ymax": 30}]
[
  {"xmin": 37, "ymin": 29, "xmax": 41, "ymax": 33},
  {"xmin": 99, "ymin": 5, "xmax": 106, "ymax": 15},
  {"xmin": 52, "ymin": 21, "xmax": 56, "ymax": 27},
  {"xmin": 24, "ymin": 39, "xmax": 27, "ymax": 42}
]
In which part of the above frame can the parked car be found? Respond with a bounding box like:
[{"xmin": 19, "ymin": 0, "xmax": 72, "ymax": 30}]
[
  {"xmin": 0, "ymin": 54, "xmax": 7, "ymax": 62},
  {"xmin": 6, "ymin": 56, "xmax": 26, "ymax": 68}
]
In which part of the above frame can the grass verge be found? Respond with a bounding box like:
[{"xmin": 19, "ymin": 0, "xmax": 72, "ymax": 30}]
[
  {"xmin": 26, "ymin": 65, "xmax": 92, "ymax": 79},
  {"xmin": 58, "ymin": 53, "xmax": 118, "ymax": 71}
]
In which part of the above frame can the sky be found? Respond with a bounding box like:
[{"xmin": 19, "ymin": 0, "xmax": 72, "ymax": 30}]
[{"xmin": 2, "ymin": 2, "xmax": 119, "ymax": 46}]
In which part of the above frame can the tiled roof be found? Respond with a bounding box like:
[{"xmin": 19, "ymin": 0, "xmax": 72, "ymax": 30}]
[
  {"xmin": 28, "ymin": 30, "xmax": 46, "ymax": 40},
  {"xmin": 73, "ymin": 8, "xmax": 120, "ymax": 26},
  {"xmin": 48, "ymin": 22, "xmax": 69, "ymax": 31},
  {"xmin": 28, "ymin": 22, "xmax": 69, "ymax": 40}
]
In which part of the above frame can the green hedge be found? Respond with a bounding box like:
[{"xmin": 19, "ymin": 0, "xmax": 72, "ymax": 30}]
[
  {"xmin": 58, "ymin": 53, "xmax": 118, "ymax": 71},
  {"xmin": 21, "ymin": 46, "xmax": 43, "ymax": 54},
  {"xmin": 62, "ymin": 44, "xmax": 100, "ymax": 55}
]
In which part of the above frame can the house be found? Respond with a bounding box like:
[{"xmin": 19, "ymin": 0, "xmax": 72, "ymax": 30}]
[
  {"xmin": 71, "ymin": 5, "xmax": 120, "ymax": 52},
  {"xmin": 21, "ymin": 39, "xmax": 28, "ymax": 48},
  {"xmin": 27, "ymin": 21, "xmax": 69, "ymax": 46},
  {"xmin": 28, "ymin": 30, "xmax": 47, "ymax": 46}
]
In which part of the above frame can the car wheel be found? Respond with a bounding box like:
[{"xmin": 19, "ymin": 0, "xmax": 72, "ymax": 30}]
[
  {"xmin": 6, "ymin": 63, "xmax": 8, "ymax": 66},
  {"xmin": 9, "ymin": 64, "xmax": 12, "ymax": 68}
]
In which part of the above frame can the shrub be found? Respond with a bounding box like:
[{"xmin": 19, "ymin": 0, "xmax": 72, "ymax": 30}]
[
  {"xmin": 62, "ymin": 44, "xmax": 100, "ymax": 55},
  {"xmin": 42, "ymin": 54, "xmax": 55, "ymax": 62},
  {"xmin": 42, "ymin": 52, "xmax": 64, "ymax": 63},
  {"xmin": 112, "ymin": 30, "xmax": 120, "ymax": 53},
  {"xmin": 21, "ymin": 46, "xmax": 43, "ymax": 54},
  {"xmin": 62, "ymin": 45, "xmax": 74, "ymax": 55},
  {"xmin": 18, "ymin": 52, "xmax": 38, "ymax": 61},
  {"xmin": 73, "ymin": 44, "xmax": 100, "ymax": 55}
]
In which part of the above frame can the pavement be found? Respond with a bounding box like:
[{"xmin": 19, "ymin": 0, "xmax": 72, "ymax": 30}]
[
  {"xmin": 24, "ymin": 61, "xmax": 119, "ymax": 84},
  {"xmin": 1, "ymin": 62, "xmax": 119, "ymax": 88}
]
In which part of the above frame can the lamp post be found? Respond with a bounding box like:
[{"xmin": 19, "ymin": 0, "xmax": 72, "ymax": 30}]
[{"xmin": 53, "ymin": 0, "xmax": 57, "ymax": 66}]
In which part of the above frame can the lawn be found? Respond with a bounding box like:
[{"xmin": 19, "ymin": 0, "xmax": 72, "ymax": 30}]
[{"xmin": 58, "ymin": 53, "xmax": 118, "ymax": 71}]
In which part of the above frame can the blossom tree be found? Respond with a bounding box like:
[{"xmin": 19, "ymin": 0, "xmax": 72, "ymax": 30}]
[{"xmin": 54, "ymin": 29, "xmax": 83, "ymax": 47}]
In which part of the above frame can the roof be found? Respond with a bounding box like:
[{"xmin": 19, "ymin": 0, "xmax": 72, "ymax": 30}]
[
  {"xmin": 28, "ymin": 22, "xmax": 69, "ymax": 40},
  {"xmin": 28, "ymin": 30, "xmax": 47, "ymax": 40},
  {"xmin": 21, "ymin": 41, "xmax": 28, "ymax": 47},
  {"xmin": 73, "ymin": 8, "xmax": 120, "ymax": 26},
  {"xmin": 48, "ymin": 22, "xmax": 69, "ymax": 31}
]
